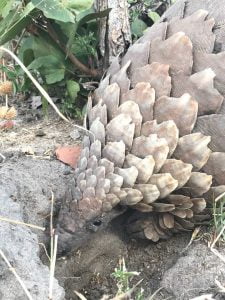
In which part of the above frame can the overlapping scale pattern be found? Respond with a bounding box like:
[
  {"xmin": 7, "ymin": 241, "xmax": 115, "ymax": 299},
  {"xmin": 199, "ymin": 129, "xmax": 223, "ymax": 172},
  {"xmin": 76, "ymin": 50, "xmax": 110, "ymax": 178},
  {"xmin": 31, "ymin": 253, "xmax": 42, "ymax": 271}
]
[{"xmin": 57, "ymin": 2, "xmax": 225, "ymax": 247}]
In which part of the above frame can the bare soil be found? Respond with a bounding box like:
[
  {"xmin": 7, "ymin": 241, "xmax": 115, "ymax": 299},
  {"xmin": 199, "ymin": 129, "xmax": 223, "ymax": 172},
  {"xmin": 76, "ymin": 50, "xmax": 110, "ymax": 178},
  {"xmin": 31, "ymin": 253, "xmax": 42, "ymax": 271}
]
[{"xmin": 1, "ymin": 96, "xmax": 225, "ymax": 300}]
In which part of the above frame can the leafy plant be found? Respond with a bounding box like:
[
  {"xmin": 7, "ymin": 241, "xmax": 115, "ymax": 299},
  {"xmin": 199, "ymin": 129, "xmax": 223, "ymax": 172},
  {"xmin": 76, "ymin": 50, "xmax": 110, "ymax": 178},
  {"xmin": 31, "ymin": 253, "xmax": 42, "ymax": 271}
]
[
  {"xmin": 212, "ymin": 195, "xmax": 225, "ymax": 241},
  {"xmin": 112, "ymin": 258, "xmax": 144, "ymax": 300},
  {"xmin": 129, "ymin": 0, "xmax": 174, "ymax": 39},
  {"xmin": 148, "ymin": 10, "xmax": 160, "ymax": 23},
  {"xmin": 0, "ymin": 0, "xmax": 110, "ymax": 117},
  {"xmin": 0, "ymin": 64, "xmax": 31, "ymax": 93}
]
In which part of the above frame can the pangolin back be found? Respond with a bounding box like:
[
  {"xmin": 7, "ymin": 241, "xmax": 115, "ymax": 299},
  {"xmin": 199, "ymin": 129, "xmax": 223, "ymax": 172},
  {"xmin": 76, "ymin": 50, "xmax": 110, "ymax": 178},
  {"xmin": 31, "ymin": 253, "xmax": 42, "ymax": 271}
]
[{"xmin": 57, "ymin": 0, "xmax": 225, "ymax": 252}]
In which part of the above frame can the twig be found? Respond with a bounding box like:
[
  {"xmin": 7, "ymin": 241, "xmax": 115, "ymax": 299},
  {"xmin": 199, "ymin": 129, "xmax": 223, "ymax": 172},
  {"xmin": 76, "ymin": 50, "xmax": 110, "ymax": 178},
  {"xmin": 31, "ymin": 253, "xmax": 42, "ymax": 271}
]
[
  {"xmin": 48, "ymin": 234, "xmax": 58, "ymax": 300},
  {"xmin": 0, "ymin": 152, "xmax": 6, "ymax": 161},
  {"xmin": 0, "ymin": 249, "xmax": 34, "ymax": 300},
  {"xmin": 210, "ymin": 247, "xmax": 225, "ymax": 264},
  {"xmin": 74, "ymin": 290, "xmax": 88, "ymax": 300},
  {"xmin": 25, "ymin": 154, "xmax": 51, "ymax": 160},
  {"xmin": 0, "ymin": 216, "xmax": 45, "ymax": 231},
  {"xmin": 215, "ymin": 191, "xmax": 225, "ymax": 203},
  {"xmin": 13, "ymin": 29, "xmax": 26, "ymax": 54},
  {"xmin": 190, "ymin": 296, "xmax": 214, "ymax": 300},
  {"xmin": 46, "ymin": 22, "xmax": 100, "ymax": 78},
  {"xmin": 181, "ymin": 227, "xmax": 201, "ymax": 253},
  {"xmin": 2, "ymin": 59, "xmax": 8, "ymax": 107},
  {"xmin": 0, "ymin": 47, "xmax": 69, "ymax": 122},
  {"xmin": 148, "ymin": 287, "xmax": 163, "ymax": 300},
  {"xmin": 215, "ymin": 279, "xmax": 225, "ymax": 293},
  {"xmin": 38, "ymin": 243, "xmax": 51, "ymax": 262},
  {"xmin": 50, "ymin": 191, "xmax": 54, "ymax": 264},
  {"xmin": 72, "ymin": 123, "xmax": 96, "ymax": 142},
  {"xmin": 48, "ymin": 191, "xmax": 58, "ymax": 300}
]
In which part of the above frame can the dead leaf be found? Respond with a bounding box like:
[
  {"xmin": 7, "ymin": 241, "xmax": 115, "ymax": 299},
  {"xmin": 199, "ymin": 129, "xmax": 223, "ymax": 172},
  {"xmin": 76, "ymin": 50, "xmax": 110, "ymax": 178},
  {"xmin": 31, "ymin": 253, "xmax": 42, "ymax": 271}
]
[
  {"xmin": 0, "ymin": 120, "xmax": 15, "ymax": 129},
  {"xmin": 0, "ymin": 81, "xmax": 13, "ymax": 95},
  {"xmin": 55, "ymin": 145, "xmax": 81, "ymax": 168}
]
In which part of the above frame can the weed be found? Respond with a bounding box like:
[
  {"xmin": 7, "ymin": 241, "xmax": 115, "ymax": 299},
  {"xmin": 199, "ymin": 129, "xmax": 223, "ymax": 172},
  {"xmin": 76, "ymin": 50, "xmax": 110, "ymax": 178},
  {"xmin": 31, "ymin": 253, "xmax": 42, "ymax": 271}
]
[
  {"xmin": 112, "ymin": 257, "xmax": 144, "ymax": 300},
  {"xmin": 212, "ymin": 194, "xmax": 225, "ymax": 242}
]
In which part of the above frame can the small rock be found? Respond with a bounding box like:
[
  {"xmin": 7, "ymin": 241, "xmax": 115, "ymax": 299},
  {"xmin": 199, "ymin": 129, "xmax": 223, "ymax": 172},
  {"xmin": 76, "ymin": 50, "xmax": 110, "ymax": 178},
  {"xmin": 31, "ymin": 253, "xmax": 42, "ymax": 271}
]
[
  {"xmin": 70, "ymin": 129, "xmax": 81, "ymax": 140},
  {"xmin": 63, "ymin": 166, "xmax": 73, "ymax": 175},
  {"xmin": 35, "ymin": 129, "xmax": 46, "ymax": 137},
  {"xmin": 31, "ymin": 96, "xmax": 42, "ymax": 109},
  {"xmin": 21, "ymin": 146, "xmax": 35, "ymax": 155}
]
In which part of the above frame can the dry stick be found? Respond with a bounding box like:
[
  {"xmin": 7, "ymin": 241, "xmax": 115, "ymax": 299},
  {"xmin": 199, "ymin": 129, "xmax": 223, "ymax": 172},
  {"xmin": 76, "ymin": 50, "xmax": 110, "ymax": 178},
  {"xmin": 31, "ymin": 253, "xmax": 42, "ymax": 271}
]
[
  {"xmin": 14, "ymin": 29, "xmax": 26, "ymax": 54},
  {"xmin": 49, "ymin": 234, "xmax": 58, "ymax": 300},
  {"xmin": 0, "ymin": 216, "xmax": 45, "ymax": 231},
  {"xmin": 0, "ymin": 152, "xmax": 6, "ymax": 161},
  {"xmin": 50, "ymin": 191, "xmax": 54, "ymax": 263},
  {"xmin": 39, "ymin": 243, "xmax": 51, "ymax": 262},
  {"xmin": 48, "ymin": 191, "xmax": 58, "ymax": 300},
  {"xmin": 0, "ymin": 46, "xmax": 69, "ymax": 122},
  {"xmin": 0, "ymin": 249, "xmax": 34, "ymax": 300},
  {"xmin": 2, "ymin": 58, "xmax": 8, "ymax": 107},
  {"xmin": 74, "ymin": 290, "xmax": 88, "ymax": 300},
  {"xmin": 215, "ymin": 279, "xmax": 225, "ymax": 293},
  {"xmin": 215, "ymin": 191, "xmax": 225, "ymax": 203},
  {"xmin": 46, "ymin": 22, "xmax": 99, "ymax": 77},
  {"xmin": 148, "ymin": 287, "xmax": 163, "ymax": 300}
]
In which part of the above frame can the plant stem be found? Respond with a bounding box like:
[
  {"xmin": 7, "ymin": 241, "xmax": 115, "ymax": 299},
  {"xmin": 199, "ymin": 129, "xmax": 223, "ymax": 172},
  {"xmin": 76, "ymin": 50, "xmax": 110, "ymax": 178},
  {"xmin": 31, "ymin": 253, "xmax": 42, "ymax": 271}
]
[
  {"xmin": 46, "ymin": 21, "xmax": 101, "ymax": 78},
  {"xmin": 0, "ymin": 216, "xmax": 45, "ymax": 231},
  {"xmin": 49, "ymin": 235, "xmax": 58, "ymax": 300}
]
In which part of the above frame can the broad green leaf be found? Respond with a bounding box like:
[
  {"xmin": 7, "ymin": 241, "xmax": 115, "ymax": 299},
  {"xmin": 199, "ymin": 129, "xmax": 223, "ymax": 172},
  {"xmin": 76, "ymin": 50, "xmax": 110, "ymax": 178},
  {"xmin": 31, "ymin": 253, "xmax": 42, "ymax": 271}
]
[
  {"xmin": 27, "ymin": 55, "xmax": 55, "ymax": 70},
  {"xmin": 0, "ymin": 3, "xmax": 37, "ymax": 45},
  {"xmin": 57, "ymin": 21, "xmax": 77, "ymax": 39},
  {"xmin": 77, "ymin": 8, "xmax": 111, "ymax": 27},
  {"xmin": 66, "ymin": 80, "xmax": 80, "ymax": 100},
  {"xmin": 45, "ymin": 69, "xmax": 65, "ymax": 84},
  {"xmin": 19, "ymin": 36, "xmax": 36, "ymax": 65},
  {"xmin": 131, "ymin": 18, "xmax": 147, "ymax": 38},
  {"xmin": 27, "ymin": 55, "xmax": 63, "ymax": 69},
  {"xmin": 1, "ymin": 0, "xmax": 14, "ymax": 18},
  {"xmin": 0, "ymin": 0, "xmax": 7, "ymax": 15},
  {"xmin": 148, "ymin": 11, "xmax": 160, "ymax": 23},
  {"xmin": 28, "ymin": 55, "xmax": 65, "ymax": 84},
  {"xmin": 64, "ymin": 0, "xmax": 93, "ymax": 12},
  {"xmin": 0, "ymin": 11, "xmax": 18, "ymax": 37},
  {"xmin": 20, "ymin": 32, "xmax": 65, "ymax": 62},
  {"xmin": 31, "ymin": 0, "xmax": 75, "ymax": 23}
]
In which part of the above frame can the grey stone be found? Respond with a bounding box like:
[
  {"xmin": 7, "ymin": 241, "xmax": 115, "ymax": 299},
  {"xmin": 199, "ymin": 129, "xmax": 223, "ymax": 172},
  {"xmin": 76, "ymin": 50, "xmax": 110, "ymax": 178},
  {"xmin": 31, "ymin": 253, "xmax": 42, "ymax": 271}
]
[
  {"xmin": 0, "ymin": 188, "xmax": 65, "ymax": 300},
  {"xmin": 161, "ymin": 243, "xmax": 225, "ymax": 299}
]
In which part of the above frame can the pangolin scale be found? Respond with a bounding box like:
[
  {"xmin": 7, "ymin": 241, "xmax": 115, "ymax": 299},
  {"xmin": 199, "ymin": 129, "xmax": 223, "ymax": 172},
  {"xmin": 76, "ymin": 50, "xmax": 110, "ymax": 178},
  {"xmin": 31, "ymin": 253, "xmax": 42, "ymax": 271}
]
[{"xmin": 56, "ymin": 0, "xmax": 225, "ymax": 255}]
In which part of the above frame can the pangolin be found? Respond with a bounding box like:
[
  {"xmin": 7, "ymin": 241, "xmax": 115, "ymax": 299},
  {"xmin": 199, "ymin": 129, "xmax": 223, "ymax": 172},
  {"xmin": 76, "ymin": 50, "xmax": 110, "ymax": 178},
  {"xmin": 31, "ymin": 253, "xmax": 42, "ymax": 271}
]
[{"xmin": 56, "ymin": 0, "xmax": 225, "ymax": 255}]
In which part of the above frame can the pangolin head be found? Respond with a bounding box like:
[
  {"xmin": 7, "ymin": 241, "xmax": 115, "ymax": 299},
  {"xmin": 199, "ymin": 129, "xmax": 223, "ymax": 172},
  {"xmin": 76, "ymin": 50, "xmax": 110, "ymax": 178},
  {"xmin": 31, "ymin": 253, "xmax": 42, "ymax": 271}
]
[{"xmin": 56, "ymin": 195, "xmax": 124, "ymax": 255}]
